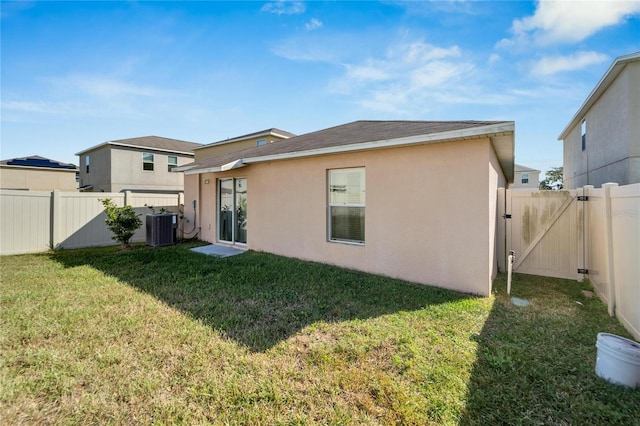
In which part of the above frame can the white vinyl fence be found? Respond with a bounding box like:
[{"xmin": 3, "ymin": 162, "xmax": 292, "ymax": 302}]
[
  {"xmin": 499, "ymin": 183, "xmax": 640, "ymax": 340},
  {"xmin": 0, "ymin": 190, "xmax": 183, "ymax": 255},
  {"xmin": 583, "ymin": 183, "xmax": 639, "ymax": 340}
]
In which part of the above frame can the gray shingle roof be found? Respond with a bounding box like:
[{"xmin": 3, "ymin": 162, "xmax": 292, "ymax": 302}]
[
  {"xmin": 76, "ymin": 136, "xmax": 202, "ymax": 156},
  {"xmin": 181, "ymin": 120, "xmax": 511, "ymax": 171},
  {"xmin": 197, "ymin": 128, "xmax": 296, "ymax": 149}
]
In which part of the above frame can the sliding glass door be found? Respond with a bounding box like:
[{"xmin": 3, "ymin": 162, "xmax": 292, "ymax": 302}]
[{"xmin": 218, "ymin": 178, "xmax": 247, "ymax": 244}]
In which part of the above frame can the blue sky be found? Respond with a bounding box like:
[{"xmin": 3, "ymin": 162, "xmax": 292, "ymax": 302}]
[{"xmin": 2, "ymin": 1, "xmax": 639, "ymax": 179}]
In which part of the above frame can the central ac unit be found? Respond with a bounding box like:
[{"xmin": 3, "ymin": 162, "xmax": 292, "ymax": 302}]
[{"xmin": 146, "ymin": 213, "xmax": 177, "ymax": 247}]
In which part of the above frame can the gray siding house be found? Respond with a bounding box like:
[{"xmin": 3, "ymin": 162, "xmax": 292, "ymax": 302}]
[
  {"xmin": 559, "ymin": 51, "xmax": 640, "ymax": 189},
  {"xmin": 76, "ymin": 136, "xmax": 202, "ymax": 193}
]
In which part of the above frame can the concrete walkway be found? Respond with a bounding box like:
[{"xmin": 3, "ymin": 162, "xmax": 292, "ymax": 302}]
[{"xmin": 190, "ymin": 244, "xmax": 246, "ymax": 258}]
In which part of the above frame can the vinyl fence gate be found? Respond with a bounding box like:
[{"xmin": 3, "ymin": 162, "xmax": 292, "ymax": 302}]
[{"xmin": 498, "ymin": 188, "xmax": 586, "ymax": 281}]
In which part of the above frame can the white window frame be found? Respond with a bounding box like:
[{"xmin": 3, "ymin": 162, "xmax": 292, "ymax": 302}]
[
  {"xmin": 167, "ymin": 155, "xmax": 178, "ymax": 172},
  {"xmin": 143, "ymin": 152, "xmax": 154, "ymax": 171},
  {"xmin": 328, "ymin": 167, "xmax": 365, "ymax": 245},
  {"xmin": 521, "ymin": 173, "xmax": 529, "ymax": 184},
  {"xmin": 256, "ymin": 138, "xmax": 267, "ymax": 146},
  {"xmin": 85, "ymin": 155, "xmax": 90, "ymax": 173}
]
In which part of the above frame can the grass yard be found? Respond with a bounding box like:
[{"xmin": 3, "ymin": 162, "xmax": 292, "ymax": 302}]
[{"xmin": 1, "ymin": 243, "xmax": 638, "ymax": 425}]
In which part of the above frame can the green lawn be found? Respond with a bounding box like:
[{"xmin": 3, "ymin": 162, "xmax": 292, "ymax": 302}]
[{"xmin": 1, "ymin": 243, "xmax": 638, "ymax": 425}]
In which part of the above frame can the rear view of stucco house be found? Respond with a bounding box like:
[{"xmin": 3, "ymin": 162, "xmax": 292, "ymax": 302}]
[
  {"xmin": 0, "ymin": 155, "xmax": 79, "ymax": 191},
  {"xmin": 76, "ymin": 136, "xmax": 202, "ymax": 193},
  {"xmin": 178, "ymin": 120, "xmax": 515, "ymax": 296},
  {"xmin": 559, "ymin": 51, "xmax": 640, "ymax": 189},
  {"xmin": 510, "ymin": 164, "xmax": 541, "ymax": 190},
  {"xmin": 194, "ymin": 128, "xmax": 295, "ymax": 161}
]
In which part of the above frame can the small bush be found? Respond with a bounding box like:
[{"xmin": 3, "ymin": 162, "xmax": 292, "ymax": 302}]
[{"xmin": 100, "ymin": 198, "xmax": 142, "ymax": 249}]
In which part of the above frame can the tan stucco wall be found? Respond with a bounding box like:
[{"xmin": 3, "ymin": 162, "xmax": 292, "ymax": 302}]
[
  {"xmin": 195, "ymin": 135, "xmax": 289, "ymax": 161},
  {"xmin": 189, "ymin": 138, "xmax": 504, "ymax": 295},
  {"xmin": 110, "ymin": 147, "xmax": 190, "ymax": 192},
  {"xmin": 0, "ymin": 167, "xmax": 78, "ymax": 191},
  {"xmin": 489, "ymin": 144, "xmax": 507, "ymax": 286},
  {"xmin": 563, "ymin": 61, "xmax": 640, "ymax": 188},
  {"xmin": 78, "ymin": 146, "xmax": 111, "ymax": 192},
  {"xmin": 510, "ymin": 170, "xmax": 540, "ymax": 189}
]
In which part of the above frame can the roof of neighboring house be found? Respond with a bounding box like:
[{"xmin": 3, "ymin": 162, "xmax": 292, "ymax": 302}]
[
  {"xmin": 75, "ymin": 136, "xmax": 202, "ymax": 156},
  {"xmin": 514, "ymin": 164, "xmax": 540, "ymax": 173},
  {"xmin": 177, "ymin": 120, "xmax": 515, "ymax": 181},
  {"xmin": 0, "ymin": 155, "xmax": 78, "ymax": 170},
  {"xmin": 558, "ymin": 51, "xmax": 640, "ymax": 140},
  {"xmin": 195, "ymin": 128, "xmax": 296, "ymax": 150}
]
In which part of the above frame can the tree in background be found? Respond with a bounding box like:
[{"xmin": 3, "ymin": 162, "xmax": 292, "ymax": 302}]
[
  {"xmin": 100, "ymin": 198, "xmax": 142, "ymax": 249},
  {"xmin": 539, "ymin": 166, "xmax": 564, "ymax": 190}
]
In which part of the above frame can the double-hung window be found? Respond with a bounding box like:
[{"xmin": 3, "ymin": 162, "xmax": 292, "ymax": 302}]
[
  {"xmin": 85, "ymin": 155, "xmax": 90, "ymax": 173},
  {"xmin": 328, "ymin": 167, "xmax": 365, "ymax": 244},
  {"xmin": 521, "ymin": 173, "xmax": 529, "ymax": 184},
  {"xmin": 168, "ymin": 155, "xmax": 178, "ymax": 172},
  {"xmin": 143, "ymin": 152, "xmax": 154, "ymax": 171}
]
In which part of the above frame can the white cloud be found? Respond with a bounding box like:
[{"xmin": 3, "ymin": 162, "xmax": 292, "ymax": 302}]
[
  {"xmin": 2, "ymin": 74, "xmax": 176, "ymax": 123},
  {"xmin": 325, "ymin": 40, "xmax": 479, "ymax": 113},
  {"xmin": 347, "ymin": 41, "xmax": 463, "ymax": 87},
  {"xmin": 345, "ymin": 64, "xmax": 389, "ymax": 82},
  {"xmin": 59, "ymin": 75, "xmax": 171, "ymax": 99},
  {"xmin": 503, "ymin": 0, "xmax": 640, "ymax": 46},
  {"xmin": 530, "ymin": 51, "xmax": 609, "ymax": 76},
  {"xmin": 305, "ymin": 18, "xmax": 323, "ymax": 30},
  {"xmin": 2, "ymin": 100, "xmax": 51, "ymax": 113},
  {"xmin": 261, "ymin": 1, "xmax": 306, "ymax": 15}
]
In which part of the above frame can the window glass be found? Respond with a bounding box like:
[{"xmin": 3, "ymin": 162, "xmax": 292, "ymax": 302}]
[
  {"xmin": 143, "ymin": 153, "xmax": 154, "ymax": 171},
  {"xmin": 522, "ymin": 173, "xmax": 529, "ymax": 184},
  {"xmin": 168, "ymin": 155, "xmax": 178, "ymax": 172},
  {"xmin": 581, "ymin": 120, "xmax": 586, "ymax": 151},
  {"xmin": 85, "ymin": 156, "xmax": 90, "ymax": 173},
  {"xmin": 328, "ymin": 168, "xmax": 365, "ymax": 243},
  {"xmin": 256, "ymin": 139, "xmax": 267, "ymax": 146}
]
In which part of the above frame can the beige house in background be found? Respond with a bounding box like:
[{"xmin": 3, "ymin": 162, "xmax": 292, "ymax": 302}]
[
  {"xmin": 178, "ymin": 120, "xmax": 515, "ymax": 296},
  {"xmin": 559, "ymin": 51, "xmax": 640, "ymax": 189},
  {"xmin": 194, "ymin": 128, "xmax": 295, "ymax": 161},
  {"xmin": 0, "ymin": 155, "xmax": 78, "ymax": 191},
  {"xmin": 76, "ymin": 136, "xmax": 202, "ymax": 193},
  {"xmin": 510, "ymin": 164, "xmax": 541, "ymax": 190}
]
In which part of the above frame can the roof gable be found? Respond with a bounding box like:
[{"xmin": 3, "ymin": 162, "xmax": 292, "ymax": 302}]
[
  {"xmin": 514, "ymin": 164, "xmax": 540, "ymax": 173},
  {"xmin": 558, "ymin": 51, "xmax": 640, "ymax": 140}
]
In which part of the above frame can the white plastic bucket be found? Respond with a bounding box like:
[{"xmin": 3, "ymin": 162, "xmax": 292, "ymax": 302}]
[{"xmin": 595, "ymin": 333, "xmax": 640, "ymax": 388}]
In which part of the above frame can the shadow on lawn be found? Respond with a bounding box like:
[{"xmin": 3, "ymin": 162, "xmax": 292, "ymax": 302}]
[
  {"xmin": 460, "ymin": 273, "xmax": 640, "ymax": 425},
  {"xmin": 50, "ymin": 244, "xmax": 470, "ymax": 353}
]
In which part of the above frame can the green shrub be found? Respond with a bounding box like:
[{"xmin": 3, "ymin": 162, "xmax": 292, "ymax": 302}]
[{"xmin": 100, "ymin": 198, "xmax": 142, "ymax": 249}]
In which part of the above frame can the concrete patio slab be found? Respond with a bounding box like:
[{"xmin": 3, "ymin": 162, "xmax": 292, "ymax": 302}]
[{"xmin": 191, "ymin": 244, "xmax": 246, "ymax": 258}]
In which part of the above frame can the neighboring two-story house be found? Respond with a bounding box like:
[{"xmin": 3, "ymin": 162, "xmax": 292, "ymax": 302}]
[
  {"xmin": 558, "ymin": 51, "xmax": 640, "ymax": 189},
  {"xmin": 0, "ymin": 155, "xmax": 79, "ymax": 191},
  {"xmin": 76, "ymin": 136, "xmax": 202, "ymax": 193},
  {"xmin": 193, "ymin": 128, "xmax": 295, "ymax": 162},
  {"xmin": 509, "ymin": 164, "xmax": 541, "ymax": 190}
]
